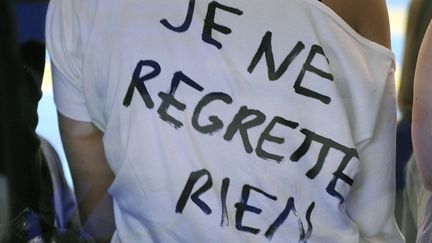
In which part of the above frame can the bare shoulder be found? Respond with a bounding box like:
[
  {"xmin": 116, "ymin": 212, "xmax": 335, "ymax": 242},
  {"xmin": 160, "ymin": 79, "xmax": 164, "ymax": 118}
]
[{"xmin": 320, "ymin": 0, "xmax": 391, "ymax": 48}]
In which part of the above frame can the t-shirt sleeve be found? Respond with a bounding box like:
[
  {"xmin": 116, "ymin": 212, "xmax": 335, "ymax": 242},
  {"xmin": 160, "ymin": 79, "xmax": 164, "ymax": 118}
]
[
  {"xmin": 45, "ymin": 0, "xmax": 91, "ymax": 122},
  {"xmin": 346, "ymin": 65, "xmax": 404, "ymax": 242}
]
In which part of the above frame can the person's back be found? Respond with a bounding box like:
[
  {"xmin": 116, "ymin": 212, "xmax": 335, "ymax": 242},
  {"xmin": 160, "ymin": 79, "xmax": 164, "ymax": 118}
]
[{"xmin": 46, "ymin": 0, "xmax": 403, "ymax": 242}]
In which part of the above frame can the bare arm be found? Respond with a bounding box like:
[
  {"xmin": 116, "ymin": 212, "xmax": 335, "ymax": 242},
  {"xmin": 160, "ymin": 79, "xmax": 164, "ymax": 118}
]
[
  {"xmin": 413, "ymin": 21, "xmax": 432, "ymax": 191},
  {"xmin": 58, "ymin": 113, "xmax": 115, "ymax": 242},
  {"xmin": 322, "ymin": 0, "xmax": 391, "ymax": 48}
]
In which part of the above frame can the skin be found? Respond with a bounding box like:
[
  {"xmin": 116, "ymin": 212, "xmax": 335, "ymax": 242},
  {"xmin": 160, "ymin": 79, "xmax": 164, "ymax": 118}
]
[
  {"xmin": 412, "ymin": 22, "xmax": 432, "ymax": 191},
  {"xmin": 58, "ymin": 115, "xmax": 115, "ymax": 242},
  {"xmin": 57, "ymin": 0, "xmax": 391, "ymax": 241},
  {"xmin": 322, "ymin": 0, "xmax": 391, "ymax": 49}
]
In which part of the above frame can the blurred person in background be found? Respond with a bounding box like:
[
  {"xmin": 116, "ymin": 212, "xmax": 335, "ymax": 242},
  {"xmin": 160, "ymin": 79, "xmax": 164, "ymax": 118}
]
[
  {"xmin": 412, "ymin": 19, "xmax": 432, "ymax": 243},
  {"xmin": 0, "ymin": 0, "xmax": 90, "ymax": 242},
  {"xmin": 0, "ymin": 0, "xmax": 53, "ymax": 240},
  {"xmin": 396, "ymin": 0, "xmax": 432, "ymax": 242}
]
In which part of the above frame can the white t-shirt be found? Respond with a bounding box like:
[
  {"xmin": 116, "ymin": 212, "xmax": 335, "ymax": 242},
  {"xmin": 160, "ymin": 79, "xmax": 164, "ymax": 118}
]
[{"xmin": 46, "ymin": 0, "xmax": 404, "ymax": 242}]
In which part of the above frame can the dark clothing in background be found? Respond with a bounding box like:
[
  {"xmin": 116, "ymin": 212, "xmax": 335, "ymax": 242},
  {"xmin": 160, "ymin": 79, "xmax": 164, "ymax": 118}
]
[
  {"xmin": 0, "ymin": 1, "xmax": 96, "ymax": 242},
  {"xmin": 0, "ymin": 0, "xmax": 52, "ymax": 233}
]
